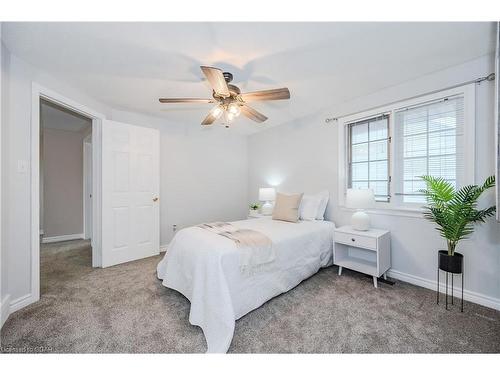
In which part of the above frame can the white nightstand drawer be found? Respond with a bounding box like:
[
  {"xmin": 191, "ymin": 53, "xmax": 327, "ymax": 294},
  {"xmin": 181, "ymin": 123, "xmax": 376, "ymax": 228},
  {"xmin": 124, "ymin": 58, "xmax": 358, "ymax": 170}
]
[{"xmin": 334, "ymin": 231, "xmax": 377, "ymax": 250}]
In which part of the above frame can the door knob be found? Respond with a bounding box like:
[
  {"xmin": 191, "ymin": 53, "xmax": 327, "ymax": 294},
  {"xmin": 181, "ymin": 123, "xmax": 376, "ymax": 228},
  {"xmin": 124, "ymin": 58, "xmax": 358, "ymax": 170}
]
[{"xmin": 153, "ymin": 197, "xmax": 159, "ymax": 202}]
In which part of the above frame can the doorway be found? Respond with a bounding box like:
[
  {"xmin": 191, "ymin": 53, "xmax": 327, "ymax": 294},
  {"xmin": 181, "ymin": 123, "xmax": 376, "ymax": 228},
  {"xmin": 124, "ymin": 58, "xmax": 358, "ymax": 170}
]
[
  {"xmin": 29, "ymin": 84, "xmax": 105, "ymax": 306},
  {"xmin": 40, "ymin": 99, "xmax": 92, "ymax": 245},
  {"xmin": 39, "ymin": 99, "xmax": 93, "ymax": 295}
]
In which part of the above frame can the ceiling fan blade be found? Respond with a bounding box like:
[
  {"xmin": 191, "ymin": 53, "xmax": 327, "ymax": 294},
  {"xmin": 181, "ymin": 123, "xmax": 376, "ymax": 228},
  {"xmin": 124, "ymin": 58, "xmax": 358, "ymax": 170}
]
[
  {"xmin": 240, "ymin": 105, "xmax": 268, "ymax": 123},
  {"xmin": 200, "ymin": 66, "xmax": 230, "ymax": 97},
  {"xmin": 241, "ymin": 88, "xmax": 290, "ymax": 102},
  {"xmin": 159, "ymin": 98, "xmax": 214, "ymax": 104}
]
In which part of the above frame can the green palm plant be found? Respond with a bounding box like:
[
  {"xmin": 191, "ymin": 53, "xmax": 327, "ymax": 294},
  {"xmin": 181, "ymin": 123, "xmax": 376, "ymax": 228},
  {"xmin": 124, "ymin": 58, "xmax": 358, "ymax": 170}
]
[{"xmin": 419, "ymin": 175, "xmax": 496, "ymax": 256}]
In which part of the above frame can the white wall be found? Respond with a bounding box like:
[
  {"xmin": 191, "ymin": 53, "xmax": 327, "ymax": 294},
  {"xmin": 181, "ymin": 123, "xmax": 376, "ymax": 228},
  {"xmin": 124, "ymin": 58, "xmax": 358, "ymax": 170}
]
[
  {"xmin": 248, "ymin": 54, "xmax": 500, "ymax": 309},
  {"xmin": 110, "ymin": 110, "xmax": 248, "ymax": 247},
  {"xmin": 42, "ymin": 128, "xmax": 86, "ymax": 238}
]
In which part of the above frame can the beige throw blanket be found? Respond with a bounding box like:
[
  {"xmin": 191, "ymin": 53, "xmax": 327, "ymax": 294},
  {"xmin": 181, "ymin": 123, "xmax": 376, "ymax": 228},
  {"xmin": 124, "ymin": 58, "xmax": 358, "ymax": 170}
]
[{"xmin": 197, "ymin": 222, "xmax": 275, "ymax": 273}]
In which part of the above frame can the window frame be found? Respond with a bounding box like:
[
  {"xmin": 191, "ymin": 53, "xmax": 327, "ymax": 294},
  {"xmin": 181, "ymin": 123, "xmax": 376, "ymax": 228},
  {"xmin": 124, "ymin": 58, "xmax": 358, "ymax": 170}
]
[
  {"xmin": 337, "ymin": 84, "xmax": 475, "ymax": 215},
  {"xmin": 347, "ymin": 114, "xmax": 391, "ymax": 202}
]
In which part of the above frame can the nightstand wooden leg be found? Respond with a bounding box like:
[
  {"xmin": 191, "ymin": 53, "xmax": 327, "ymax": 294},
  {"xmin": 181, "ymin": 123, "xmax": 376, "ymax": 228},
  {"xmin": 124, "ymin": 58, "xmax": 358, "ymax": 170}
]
[
  {"xmin": 373, "ymin": 276, "xmax": 378, "ymax": 288},
  {"xmin": 338, "ymin": 266, "xmax": 342, "ymax": 276}
]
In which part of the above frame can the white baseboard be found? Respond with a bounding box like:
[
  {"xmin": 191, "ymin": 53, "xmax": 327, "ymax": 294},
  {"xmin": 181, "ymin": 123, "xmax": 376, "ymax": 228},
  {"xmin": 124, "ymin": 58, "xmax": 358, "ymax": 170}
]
[
  {"xmin": 159, "ymin": 243, "xmax": 169, "ymax": 253},
  {"xmin": 41, "ymin": 233, "xmax": 84, "ymax": 243},
  {"xmin": 9, "ymin": 293, "xmax": 37, "ymax": 314},
  {"xmin": 387, "ymin": 269, "xmax": 500, "ymax": 311},
  {"xmin": 2, "ymin": 293, "xmax": 36, "ymax": 328},
  {"xmin": 1, "ymin": 294, "xmax": 11, "ymax": 328}
]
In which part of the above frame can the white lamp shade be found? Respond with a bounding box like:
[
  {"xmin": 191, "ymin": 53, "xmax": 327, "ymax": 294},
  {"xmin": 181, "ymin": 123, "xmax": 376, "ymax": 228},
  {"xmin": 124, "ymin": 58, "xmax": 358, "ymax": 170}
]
[
  {"xmin": 259, "ymin": 187, "xmax": 276, "ymax": 201},
  {"xmin": 346, "ymin": 188, "xmax": 375, "ymax": 209}
]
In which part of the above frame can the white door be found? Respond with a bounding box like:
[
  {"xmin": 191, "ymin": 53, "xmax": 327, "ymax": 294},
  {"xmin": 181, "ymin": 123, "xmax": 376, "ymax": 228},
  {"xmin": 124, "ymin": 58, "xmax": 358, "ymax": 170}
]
[{"xmin": 101, "ymin": 120, "xmax": 160, "ymax": 267}]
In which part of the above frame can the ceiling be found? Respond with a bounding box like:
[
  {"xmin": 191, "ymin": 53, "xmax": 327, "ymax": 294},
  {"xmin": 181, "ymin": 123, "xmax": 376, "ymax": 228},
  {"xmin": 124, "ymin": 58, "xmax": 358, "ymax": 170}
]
[
  {"xmin": 3, "ymin": 22, "xmax": 496, "ymax": 133},
  {"xmin": 41, "ymin": 99, "xmax": 92, "ymax": 132}
]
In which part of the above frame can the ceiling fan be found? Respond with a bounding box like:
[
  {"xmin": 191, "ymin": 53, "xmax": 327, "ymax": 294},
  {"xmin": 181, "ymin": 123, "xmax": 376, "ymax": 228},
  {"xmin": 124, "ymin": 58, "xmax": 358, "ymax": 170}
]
[{"xmin": 159, "ymin": 66, "xmax": 290, "ymax": 127}]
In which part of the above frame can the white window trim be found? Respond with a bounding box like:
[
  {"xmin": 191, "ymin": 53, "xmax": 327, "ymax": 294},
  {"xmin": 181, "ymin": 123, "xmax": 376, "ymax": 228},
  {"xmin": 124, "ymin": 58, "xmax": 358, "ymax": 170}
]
[{"xmin": 338, "ymin": 84, "xmax": 476, "ymax": 216}]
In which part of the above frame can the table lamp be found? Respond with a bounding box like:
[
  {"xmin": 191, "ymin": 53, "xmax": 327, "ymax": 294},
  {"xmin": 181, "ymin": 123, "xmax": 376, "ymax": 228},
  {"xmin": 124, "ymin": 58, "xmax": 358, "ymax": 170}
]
[
  {"xmin": 346, "ymin": 188, "xmax": 375, "ymax": 231},
  {"xmin": 259, "ymin": 187, "xmax": 276, "ymax": 215}
]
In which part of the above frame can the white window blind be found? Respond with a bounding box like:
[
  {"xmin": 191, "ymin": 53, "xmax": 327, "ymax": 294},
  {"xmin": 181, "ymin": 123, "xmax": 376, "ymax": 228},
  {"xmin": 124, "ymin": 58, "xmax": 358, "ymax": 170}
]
[
  {"xmin": 348, "ymin": 114, "xmax": 390, "ymax": 201},
  {"xmin": 394, "ymin": 95, "xmax": 465, "ymax": 204}
]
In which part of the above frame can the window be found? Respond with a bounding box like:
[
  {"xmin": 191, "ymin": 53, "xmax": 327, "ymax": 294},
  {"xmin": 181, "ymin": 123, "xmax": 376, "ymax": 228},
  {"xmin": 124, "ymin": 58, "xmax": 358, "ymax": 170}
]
[
  {"xmin": 339, "ymin": 84, "xmax": 474, "ymax": 212},
  {"xmin": 348, "ymin": 115, "xmax": 390, "ymax": 201},
  {"xmin": 393, "ymin": 96, "xmax": 464, "ymax": 204}
]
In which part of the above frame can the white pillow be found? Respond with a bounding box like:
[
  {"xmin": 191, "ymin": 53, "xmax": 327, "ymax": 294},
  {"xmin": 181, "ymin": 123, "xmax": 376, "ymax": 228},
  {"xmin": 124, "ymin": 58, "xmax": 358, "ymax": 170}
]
[
  {"xmin": 315, "ymin": 190, "xmax": 330, "ymax": 220},
  {"xmin": 299, "ymin": 194, "xmax": 323, "ymax": 221},
  {"xmin": 272, "ymin": 192, "xmax": 304, "ymax": 223}
]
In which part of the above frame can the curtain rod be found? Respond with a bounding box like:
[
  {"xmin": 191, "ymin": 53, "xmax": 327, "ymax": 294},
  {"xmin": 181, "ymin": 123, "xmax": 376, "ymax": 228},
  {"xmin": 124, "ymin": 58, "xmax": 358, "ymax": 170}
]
[{"xmin": 324, "ymin": 72, "xmax": 495, "ymax": 124}]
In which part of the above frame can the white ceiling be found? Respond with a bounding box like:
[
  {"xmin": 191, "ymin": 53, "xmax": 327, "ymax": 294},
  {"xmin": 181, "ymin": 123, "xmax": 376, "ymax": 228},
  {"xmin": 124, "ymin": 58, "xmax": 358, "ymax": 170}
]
[
  {"xmin": 40, "ymin": 99, "xmax": 92, "ymax": 132},
  {"xmin": 3, "ymin": 22, "xmax": 496, "ymax": 133}
]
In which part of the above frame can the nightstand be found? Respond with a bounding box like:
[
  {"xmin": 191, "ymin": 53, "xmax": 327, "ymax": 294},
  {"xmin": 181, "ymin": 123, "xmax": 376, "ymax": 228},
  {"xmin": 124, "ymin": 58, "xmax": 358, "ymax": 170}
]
[{"xmin": 333, "ymin": 225, "xmax": 391, "ymax": 288}]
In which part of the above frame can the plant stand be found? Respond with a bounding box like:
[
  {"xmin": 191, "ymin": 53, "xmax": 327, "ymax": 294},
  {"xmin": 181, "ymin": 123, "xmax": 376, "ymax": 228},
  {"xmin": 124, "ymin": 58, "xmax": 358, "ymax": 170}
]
[{"xmin": 436, "ymin": 252, "xmax": 464, "ymax": 312}]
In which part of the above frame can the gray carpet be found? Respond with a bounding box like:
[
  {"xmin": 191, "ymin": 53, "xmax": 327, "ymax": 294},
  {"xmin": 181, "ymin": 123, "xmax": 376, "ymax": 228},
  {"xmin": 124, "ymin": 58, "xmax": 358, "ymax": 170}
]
[{"xmin": 1, "ymin": 239, "xmax": 499, "ymax": 353}]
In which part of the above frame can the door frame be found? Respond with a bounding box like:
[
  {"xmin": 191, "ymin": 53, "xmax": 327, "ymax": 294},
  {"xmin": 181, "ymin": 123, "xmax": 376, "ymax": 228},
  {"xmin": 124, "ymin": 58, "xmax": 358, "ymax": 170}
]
[
  {"xmin": 31, "ymin": 83, "xmax": 105, "ymax": 303},
  {"xmin": 83, "ymin": 134, "xmax": 92, "ymax": 242}
]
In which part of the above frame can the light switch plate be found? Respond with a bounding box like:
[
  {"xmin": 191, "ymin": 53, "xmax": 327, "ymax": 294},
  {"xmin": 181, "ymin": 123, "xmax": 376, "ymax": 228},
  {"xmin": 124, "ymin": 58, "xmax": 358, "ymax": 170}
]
[{"xmin": 17, "ymin": 160, "xmax": 29, "ymax": 173}]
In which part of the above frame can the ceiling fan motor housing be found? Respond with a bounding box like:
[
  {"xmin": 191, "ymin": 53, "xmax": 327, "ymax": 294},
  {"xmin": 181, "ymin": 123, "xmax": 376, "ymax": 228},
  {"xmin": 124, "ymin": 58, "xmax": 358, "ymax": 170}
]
[
  {"xmin": 222, "ymin": 72, "xmax": 233, "ymax": 83},
  {"xmin": 222, "ymin": 72, "xmax": 241, "ymax": 95},
  {"xmin": 228, "ymin": 84, "xmax": 241, "ymax": 95}
]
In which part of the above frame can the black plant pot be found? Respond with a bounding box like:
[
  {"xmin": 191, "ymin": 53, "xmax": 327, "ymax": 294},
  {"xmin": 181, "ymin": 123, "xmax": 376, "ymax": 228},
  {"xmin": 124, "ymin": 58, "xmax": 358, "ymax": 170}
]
[{"xmin": 438, "ymin": 250, "xmax": 464, "ymax": 274}]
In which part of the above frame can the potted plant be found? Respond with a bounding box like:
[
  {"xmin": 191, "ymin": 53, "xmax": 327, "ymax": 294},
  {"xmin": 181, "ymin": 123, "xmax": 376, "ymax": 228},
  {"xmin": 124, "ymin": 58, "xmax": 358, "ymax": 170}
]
[
  {"xmin": 249, "ymin": 202, "xmax": 260, "ymax": 216},
  {"xmin": 419, "ymin": 175, "xmax": 496, "ymax": 274}
]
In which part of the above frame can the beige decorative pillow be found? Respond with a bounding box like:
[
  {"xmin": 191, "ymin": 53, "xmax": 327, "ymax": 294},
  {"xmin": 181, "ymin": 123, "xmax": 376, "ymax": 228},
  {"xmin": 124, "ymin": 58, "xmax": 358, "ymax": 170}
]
[{"xmin": 272, "ymin": 192, "xmax": 304, "ymax": 223}]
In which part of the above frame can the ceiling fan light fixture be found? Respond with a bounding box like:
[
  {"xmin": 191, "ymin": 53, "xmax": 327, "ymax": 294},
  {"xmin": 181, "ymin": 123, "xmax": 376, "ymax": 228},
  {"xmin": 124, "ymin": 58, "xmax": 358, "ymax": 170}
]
[
  {"xmin": 224, "ymin": 111, "xmax": 236, "ymax": 125},
  {"xmin": 211, "ymin": 105, "xmax": 223, "ymax": 118},
  {"xmin": 228, "ymin": 103, "xmax": 241, "ymax": 117}
]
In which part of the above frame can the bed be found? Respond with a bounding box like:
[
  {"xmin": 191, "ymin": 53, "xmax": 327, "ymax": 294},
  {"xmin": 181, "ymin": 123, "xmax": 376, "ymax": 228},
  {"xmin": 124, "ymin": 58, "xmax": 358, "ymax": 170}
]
[{"xmin": 156, "ymin": 216, "xmax": 335, "ymax": 353}]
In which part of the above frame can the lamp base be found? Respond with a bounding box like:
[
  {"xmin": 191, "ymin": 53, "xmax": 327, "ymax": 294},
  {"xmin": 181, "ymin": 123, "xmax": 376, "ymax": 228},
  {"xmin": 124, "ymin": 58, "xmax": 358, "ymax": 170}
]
[
  {"xmin": 261, "ymin": 201, "xmax": 273, "ymax": 215},
  {"xmin": 351, "ymin": 210, "xmax": 370, "ymax": 231}
]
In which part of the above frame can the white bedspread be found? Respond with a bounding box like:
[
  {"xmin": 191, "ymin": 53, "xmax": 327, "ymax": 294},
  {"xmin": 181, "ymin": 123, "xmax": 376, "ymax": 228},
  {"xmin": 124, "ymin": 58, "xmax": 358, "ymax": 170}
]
[{"xmin": 156, "ymin": 217, "xmax": 335, "ymax": 353}]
